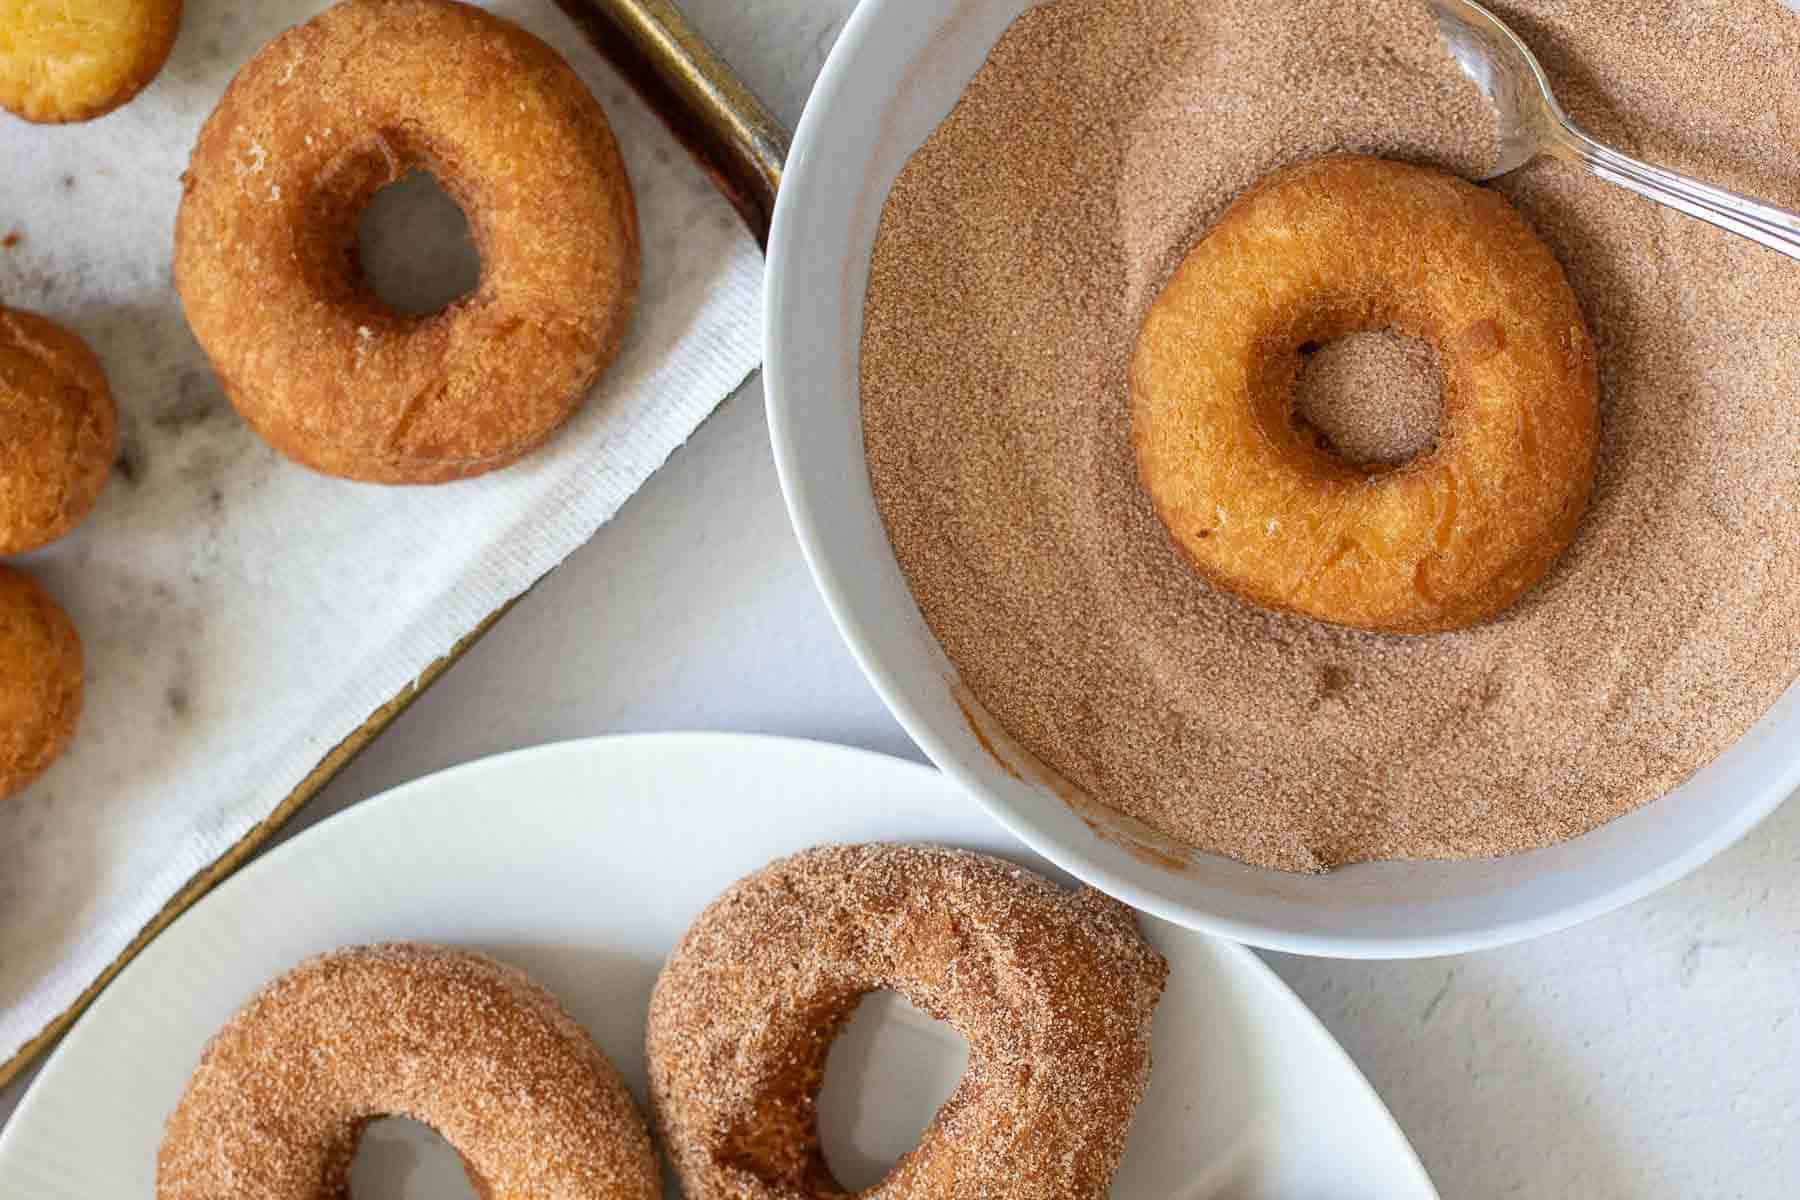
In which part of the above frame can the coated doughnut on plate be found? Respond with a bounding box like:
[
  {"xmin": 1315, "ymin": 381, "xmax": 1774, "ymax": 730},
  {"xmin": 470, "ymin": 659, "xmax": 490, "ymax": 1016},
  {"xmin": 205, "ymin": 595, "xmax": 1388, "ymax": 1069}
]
[
  {"xmin": 0, "ymin": 305, "xmax": 116, "ymax": 554},
  {"xmin": 173, "ymin": 0, "xmax": 640, "ymax": 484},
  {"xmin": 157, "ymin": 943, "xmax": 660, "ymax": 1200},
  {"xmin": 0, "ymin": 565, "xmax": 83, "ymax": 802},
  {"xmin": 0, "ymin": 0, "xmax": 182, "ymax": 122},
  {"xmin": 1132, "ymin": 154, "xmax": 1600, "ymax": 634},
  {"xmin": 647, "ymin": 844, "xmax": 1168, "ymax": 1200}
]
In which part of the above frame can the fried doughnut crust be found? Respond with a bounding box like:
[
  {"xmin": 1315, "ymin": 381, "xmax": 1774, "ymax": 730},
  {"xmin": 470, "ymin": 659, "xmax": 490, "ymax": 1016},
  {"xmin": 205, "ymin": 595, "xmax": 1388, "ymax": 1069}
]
[
  {"xmin": 0, "ymin": 0, "xmax": 182, "ymax": 123},
  {"xmin": 0, "ymin": 566, "xmax": 82, "ymax": 802},
  {"xmin": 1132, "ymin": 155, "xmax": 1600, "ymax": 634},
  {"xmin": 174, "ymin": 0, "xmax": 639, "ymax": 484},
  {"xmin": 0, "ymin": 306, "xmax": 116, "ymax": 554}
]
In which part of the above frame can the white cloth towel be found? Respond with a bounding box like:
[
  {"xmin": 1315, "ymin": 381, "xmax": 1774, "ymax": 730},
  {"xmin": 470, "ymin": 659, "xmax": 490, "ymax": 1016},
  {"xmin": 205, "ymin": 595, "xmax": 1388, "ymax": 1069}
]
[{"xmin": 0, "ymin": 0, "xmax": 763, "ymax": 1065}]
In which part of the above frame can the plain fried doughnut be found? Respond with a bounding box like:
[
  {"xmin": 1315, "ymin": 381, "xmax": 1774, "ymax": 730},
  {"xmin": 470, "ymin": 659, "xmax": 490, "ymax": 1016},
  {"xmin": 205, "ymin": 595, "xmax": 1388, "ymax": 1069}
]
[
  {"xmin": 1132, "ymin": 155, "xmax": 1600, "ymax": 634},
  {"xmin": 173, "ymin": 0, "xmax": 639, "ymax": 484}
]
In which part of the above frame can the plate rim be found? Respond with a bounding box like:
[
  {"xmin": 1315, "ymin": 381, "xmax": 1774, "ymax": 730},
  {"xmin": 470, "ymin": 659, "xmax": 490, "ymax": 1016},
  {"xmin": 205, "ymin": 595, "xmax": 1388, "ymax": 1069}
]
[{"xmin": 0, "ymin": 731, "xmax": 1437, "ymax": 1198}]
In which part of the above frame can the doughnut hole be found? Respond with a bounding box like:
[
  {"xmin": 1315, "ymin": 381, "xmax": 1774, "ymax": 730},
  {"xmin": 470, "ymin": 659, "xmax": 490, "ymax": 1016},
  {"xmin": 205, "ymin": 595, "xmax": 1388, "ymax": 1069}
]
[
  {"xmin": 0, "ymin": 307, "xmax": 116, "ymax": 555},
  {"xmin": 349, "ymin": 1117, "xmax": 477, "ymax": 1200},
  {"xmin": 0, "ymin": 566, "xmax": 83, "ymax": 801},
  {"xmin": 817, "ymin": 991, "xmax": 970, "ymax": 1192},
  {"xmin": 355, "ymin": 169, "xmax": 482, "ymax": 318},
  {"xmin": 1291, "ymin": 329, "xmax": 1445, "ymax": 470},
  {"xmin": 0, "ymin": 0, "xmax": 181, "ymax": 122}
]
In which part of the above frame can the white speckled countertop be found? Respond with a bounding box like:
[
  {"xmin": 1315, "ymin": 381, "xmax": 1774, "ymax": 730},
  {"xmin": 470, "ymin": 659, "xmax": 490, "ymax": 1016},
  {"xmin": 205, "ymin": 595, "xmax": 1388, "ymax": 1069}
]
[{"xmin": 3, "ymin": 2, "xmax": 1796, "ymax": 1194}]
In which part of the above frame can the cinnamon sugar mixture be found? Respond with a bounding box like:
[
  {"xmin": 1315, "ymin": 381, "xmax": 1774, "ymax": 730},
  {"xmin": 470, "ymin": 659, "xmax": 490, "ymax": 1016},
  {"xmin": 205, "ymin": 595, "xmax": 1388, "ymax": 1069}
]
[
  {"xmin": 861, "ymin": 0, "xmax": 1800, "ymax": 871},
  {"xmin": 1294, "ymin": 331, "xmax": 1445, "ymax": 468}
]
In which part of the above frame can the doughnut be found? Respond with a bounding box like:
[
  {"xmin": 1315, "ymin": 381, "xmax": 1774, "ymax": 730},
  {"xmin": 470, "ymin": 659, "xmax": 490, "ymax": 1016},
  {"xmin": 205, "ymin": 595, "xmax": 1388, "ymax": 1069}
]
[
  {"xmin": 173, "ymin": 0, "xmax": 639, "ymax": 485},
  {"xmin": 0, "ymin": 305, "xmax": 116, "ymax": 554},
  {"xmin": 1132, "ymin": 154, "xmax": 1600, "ymax": 634},
  {"xmin": 0, "ymin": 566, "xmax": 82, "ymax": 802},
  {"xmin": 157, "ymin": 943, "xmax": 659, "ymax": 1200},
  {"xmin": 0, "ymin": 0, "xmax": 181, "ymax": 122},
  {"xmin": 646, "ymin": 844, "xmax": 1167, "ymax": 1199}
]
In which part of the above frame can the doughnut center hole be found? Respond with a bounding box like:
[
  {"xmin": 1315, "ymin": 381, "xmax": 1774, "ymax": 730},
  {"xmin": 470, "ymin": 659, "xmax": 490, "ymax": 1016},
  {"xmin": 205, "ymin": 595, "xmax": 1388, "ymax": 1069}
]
[
  {"xmin": 818, "ymin": 990, "xmax": 971, "ymax": 1191},
  {"xmin": 1292, "ymin": 329, "xmax": 1444, "ymax": 469},
  {"xmin": 349, "ymin": 1116, "xmax": 476, "ymax": 1199},
  {"xmin": 356, "ymin": 170, "xmax": 481, "ymax": 318}
]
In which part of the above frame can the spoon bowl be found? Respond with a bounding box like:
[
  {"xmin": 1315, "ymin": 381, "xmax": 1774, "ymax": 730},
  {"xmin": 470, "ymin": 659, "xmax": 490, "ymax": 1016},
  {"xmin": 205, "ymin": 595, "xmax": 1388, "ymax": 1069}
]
[
  {"xmin": 1429, "ymin": 0, "xmax": 1559, "ymax": 177},
  {"xmin": 1430, "ymin": 0, "xmax": 1800, "ymax": 260}
]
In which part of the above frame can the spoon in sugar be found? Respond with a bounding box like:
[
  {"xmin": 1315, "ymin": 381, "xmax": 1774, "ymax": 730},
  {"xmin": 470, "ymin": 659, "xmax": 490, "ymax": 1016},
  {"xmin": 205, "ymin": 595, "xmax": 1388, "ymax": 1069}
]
[{"xmin": 1431, "ymin": 0, "xmax": 1800, "ymax": 261}]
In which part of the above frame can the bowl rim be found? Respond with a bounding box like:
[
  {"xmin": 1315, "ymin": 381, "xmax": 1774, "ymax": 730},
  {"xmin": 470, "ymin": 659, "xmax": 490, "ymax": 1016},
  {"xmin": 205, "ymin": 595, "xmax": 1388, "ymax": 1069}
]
[{"xmin": 763, "ymin": 0, "xmax": 1800, "ymax": 958}]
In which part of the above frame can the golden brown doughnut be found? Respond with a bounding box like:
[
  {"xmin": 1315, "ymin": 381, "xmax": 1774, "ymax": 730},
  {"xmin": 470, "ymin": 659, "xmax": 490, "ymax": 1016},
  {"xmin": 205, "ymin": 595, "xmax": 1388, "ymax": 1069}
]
[
  {"xmin": 0, "ymin": 565, "xmax": 82, "ymax": 801},
  {"xmin": 0, "ymin": 305, "xmax": 116, "ymax": 554},
  {"xmin": 173, "ymin": 0, "xmax": 639, "ymax": 485},
  {"xmin": 1132, "ymin": 155, "xmax": 1600, "ymax": 634},
  {"xmin": 646, "ymin": 844, "xmax": 1167, "ymax": 1200},
  {"xmin": 157, "ymin": 943, "xmax": 660, "ymax": 1200},
  {"xmin": 0, "ymin": 0, "xmax": 181, "ymax": 123}
]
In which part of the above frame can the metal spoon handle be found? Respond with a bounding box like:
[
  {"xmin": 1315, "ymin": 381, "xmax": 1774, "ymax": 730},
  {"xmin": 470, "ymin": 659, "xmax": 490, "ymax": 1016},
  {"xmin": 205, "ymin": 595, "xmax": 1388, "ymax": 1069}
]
[{"xmin": 1546, "ymin": 120, "xmax": 1800, "ymax": 262}]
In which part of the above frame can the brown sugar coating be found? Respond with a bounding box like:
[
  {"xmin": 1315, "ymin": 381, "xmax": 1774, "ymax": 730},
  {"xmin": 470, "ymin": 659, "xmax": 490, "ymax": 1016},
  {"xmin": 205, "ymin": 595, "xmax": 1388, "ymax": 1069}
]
[
  {"xmin": 1132, "ymin": 156, "xmax": 1600, "ymax": 634},
  {"xmin": 0, "ymin": 566, "xmax": 82, "ymax": 801},
  {"xmin": 0, "ymin": 0, "xmax": 182, "ymax": 123},
  {"xmin": 156, "ymin": 943, "xmax": 659, "ymax": 1200},
  {"xmin": 0, "ymin": 306, "xmax": 116, "ymax": 554},
  {"xmin": 646, "ymin": 844, "xmax": 1168, "ymax": 1200},
  {"xmin": 173, "ymin": 0, "xmax": 639, "ymax": 485}
]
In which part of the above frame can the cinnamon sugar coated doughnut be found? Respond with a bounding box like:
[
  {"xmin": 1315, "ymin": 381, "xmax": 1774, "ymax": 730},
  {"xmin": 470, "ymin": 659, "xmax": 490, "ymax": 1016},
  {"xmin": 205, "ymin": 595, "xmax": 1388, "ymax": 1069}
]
[
  {"xmin": 157, "ymin": 944, "xmax": 659, "ymax": 1200},
  {"xmin": 1132, "ymin": 155, "xmax": 1599, "ymax": 633},
  {"xmin": 0, "ymin": 0, "xmax": 182, "ymax": 122},
  {"xmin": 173, "ymin": 0, "xmax": 639, "ymax": 484},
  {"xmin": 647, "ymin": 845, "xmax": 1167, "ymax": 1199},
  {"xmin": 0, "ymin": 306, "xmax": 116, "ymax": 554},
  {"xmin": 0, "ymin": 566, "xmax": 82, "ymax": 802}
]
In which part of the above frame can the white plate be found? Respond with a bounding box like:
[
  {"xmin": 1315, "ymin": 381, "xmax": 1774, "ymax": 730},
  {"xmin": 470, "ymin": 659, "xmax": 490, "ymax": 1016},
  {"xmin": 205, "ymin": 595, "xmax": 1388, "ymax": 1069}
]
[
  {"xmin": 0, "ymin": 734, "xmax": 1433, "ymax": 1198},
  {"xmin": 762, "ymin": 0, "xmax": 1800, "ymax": 958}
]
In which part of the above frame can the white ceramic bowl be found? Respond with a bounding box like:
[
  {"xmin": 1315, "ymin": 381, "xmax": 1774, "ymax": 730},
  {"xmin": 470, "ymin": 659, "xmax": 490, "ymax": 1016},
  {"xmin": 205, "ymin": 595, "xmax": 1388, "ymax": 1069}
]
[{"xmin": 763, "ymin": 0, "xmax": 1800, "ymax": 957}]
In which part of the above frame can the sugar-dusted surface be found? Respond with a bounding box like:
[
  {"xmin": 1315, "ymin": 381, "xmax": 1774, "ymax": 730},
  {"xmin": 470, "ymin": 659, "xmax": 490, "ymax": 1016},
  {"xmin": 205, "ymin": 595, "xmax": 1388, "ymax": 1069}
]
[
  {"xmin": 861, "ymin": 0, "xmax": 1800, "ymax": 871},
  {"xmin": 646, "ymin": 844, "xmax": 1168, "ymax": 1199},
  {"xmin": 156, "ymin": 943, "xmax": 658, "ymax": 1199}
]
